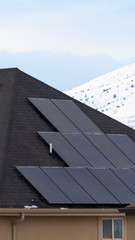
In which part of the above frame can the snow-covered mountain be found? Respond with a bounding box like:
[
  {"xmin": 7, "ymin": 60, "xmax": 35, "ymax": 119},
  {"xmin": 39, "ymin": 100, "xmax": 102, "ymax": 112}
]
[{"xmin": 65, "ymin": 63, "xmax": 135, "ymax": 129}]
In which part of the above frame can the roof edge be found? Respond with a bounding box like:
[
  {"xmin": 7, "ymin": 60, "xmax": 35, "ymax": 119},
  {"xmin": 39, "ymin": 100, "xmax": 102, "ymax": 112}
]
[
  {"xmin": 0, "ymin": 208, "xmax": 125, "ymax": 217},
  {"xmin": 0, "ymin": 67, "xmax": 20, "ymax": 71}
]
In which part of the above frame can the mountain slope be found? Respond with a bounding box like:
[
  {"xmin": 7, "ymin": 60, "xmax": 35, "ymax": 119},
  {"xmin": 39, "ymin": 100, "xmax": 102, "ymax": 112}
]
[{"xmin": 65, "ymin": 63, "xmax": 135, "ymax": 129}]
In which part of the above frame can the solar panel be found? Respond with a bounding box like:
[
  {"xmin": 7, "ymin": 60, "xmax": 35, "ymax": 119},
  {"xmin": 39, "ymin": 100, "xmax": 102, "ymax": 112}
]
[
  {"xmin": 62, "ymin": 132, "xmax": 113, "ymax": 167},
  {"xmin": 107, "ymin": 134, "xmax": 135, "ymax": 165},
  {"xmin": 38, "ymin": 132, "xmax": 90, "ymax": 166},
  {"xmin": 86, "ymin": 133, "xmax": 134, "ymax": 168},
  {"xmin": 28, "ymin": 98, "xmax": 78, "ymax": 132},
  {"xmin": 66, "ymin": 167, "xmax": 119, "ymax": 204},
  {"xmin": 16, "ymin": 166, "xmax": 72, "ymax": 204},
  {"xmin": 41, "ymin": 167, "xmax": 94, "ymax": 203},
  {"xmin": 89, "ymin": 168, "xmax": 135, "ymax": 204},
  {"xmin": 16, "ymin": 166, "xmax": 135, "ymax": 205},
  {"xmin": 52, "ymin": 99, "xmax": 102, "ymax": 133},
  {"xmin": 112, "ymin": 168, "xmax": 135, "ymax": 194}
]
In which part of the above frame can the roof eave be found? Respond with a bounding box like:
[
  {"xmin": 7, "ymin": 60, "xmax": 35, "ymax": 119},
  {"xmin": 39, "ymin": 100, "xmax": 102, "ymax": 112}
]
[{"xmin": 0, "ymin": 208, "xmax": 125, "ymax": 217}]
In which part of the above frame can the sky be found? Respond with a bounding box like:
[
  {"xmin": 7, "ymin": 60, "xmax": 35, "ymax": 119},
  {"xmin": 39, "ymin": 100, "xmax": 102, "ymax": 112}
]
[{"xmin": 0, "ymin": 0, "xmax": 135, "ymax": 91}]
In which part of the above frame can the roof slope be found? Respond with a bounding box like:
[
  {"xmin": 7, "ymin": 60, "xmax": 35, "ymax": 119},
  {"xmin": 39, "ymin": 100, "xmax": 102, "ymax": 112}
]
[{"xmin": 0, "ymin": 68, "xmax": 135, "ymax": 208}]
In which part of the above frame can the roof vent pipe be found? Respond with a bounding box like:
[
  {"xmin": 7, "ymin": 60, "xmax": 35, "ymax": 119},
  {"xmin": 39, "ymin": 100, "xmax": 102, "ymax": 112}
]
[{"xmin": 49, "ymin": 143, "xmax": 52, "ymax": 154}]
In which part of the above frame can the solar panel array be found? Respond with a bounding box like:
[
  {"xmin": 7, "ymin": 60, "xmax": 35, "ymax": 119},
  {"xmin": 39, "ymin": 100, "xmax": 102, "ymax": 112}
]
[
  {"xmin": 38, "ymin": 130, "xmax": 135, "ymax": 168},
  {"xmin": 29, "ymin": 98, "xmax": 102, "ymax": 133},
  {"xmin": 25, "ymin": 98, "xmax": 135, "ymax": 205},
  {"xmin": 38, "ymin": 132, "xmax": 89, "ymax": 167},
  {"xmin": 28, "ymin": 98, "xmax": 135, "ymax": 168},
  {"xmin": 16, "ymin": 166, "xmax": 135, "ymax": 205}
]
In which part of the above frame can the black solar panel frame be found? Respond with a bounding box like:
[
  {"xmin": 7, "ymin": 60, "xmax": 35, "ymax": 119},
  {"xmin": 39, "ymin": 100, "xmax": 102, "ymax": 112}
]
[
  {"xmin": 16, "ymin": 166, "xmax": 72, "ymax": 204},
  {"xmin": 111, "ymin": 168, "xmax": 135, "ymax": 194},
  {"xmin": 28, "ymin": 98, "xmax": 78, "ymax": 133},
  {"xmin": 62, "ymin": 132, "xmax": 113, "ymax": 167},
  {"xmin": 51, "ymin": 99, "xmax": 102, "ymax": 133},
  {"xmin": 38, "ymin": 131, "xmax": 90, "ymax": 166},
  {"xmin": 41, "ymin": 167, "xmax": 95, "ymax": 204},
  {"xmin": 86, "ymin": 133, "xmax": 134, "ymax": 168},
  {"xmin": 66, "ymin": 167, "xmax": 119, "ymax": 204},
  {"xmin": 107, "ymin": 134, "xmax": 135, "ymax": 165},
  {"xmin": 89, "ymin": 168, "xmax": 135, "ymax": 204}
]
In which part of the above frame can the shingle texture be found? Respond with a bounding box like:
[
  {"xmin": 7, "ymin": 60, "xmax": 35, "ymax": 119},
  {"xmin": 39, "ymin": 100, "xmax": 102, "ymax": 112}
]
[{"xmin": 0, "ymin": 68, "xmax": 135, "ymax": 208}]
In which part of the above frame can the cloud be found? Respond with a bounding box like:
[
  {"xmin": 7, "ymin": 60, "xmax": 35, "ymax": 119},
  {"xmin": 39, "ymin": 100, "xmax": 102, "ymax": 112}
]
[
  {"xmin": 0, "ymin": 1, "xmax": 135, "ymax": 60},
  {"xmin": 0, "ymin": 50, "xmax": 133, "ymax": 91}
]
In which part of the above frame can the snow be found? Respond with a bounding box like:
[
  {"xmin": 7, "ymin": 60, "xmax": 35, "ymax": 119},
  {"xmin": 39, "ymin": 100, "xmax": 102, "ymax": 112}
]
[
  {"xmin": 65, "ymin": 63, "xmax": 135, "ymax": 129},
  {"xmin": 24, "ymin": 205, "xmax": 38, "ymax": 209}
]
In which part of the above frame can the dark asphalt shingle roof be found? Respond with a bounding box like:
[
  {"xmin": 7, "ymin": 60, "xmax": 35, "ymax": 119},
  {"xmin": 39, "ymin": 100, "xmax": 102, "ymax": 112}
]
[{"xmin": 0, "ymin": 68, "xmax": 135, "ymax": 208}]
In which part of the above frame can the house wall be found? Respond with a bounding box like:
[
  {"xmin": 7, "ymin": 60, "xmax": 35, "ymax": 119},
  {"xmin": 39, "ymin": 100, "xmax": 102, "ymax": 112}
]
[
  {"xmin": 0, "ymin": 216, "xmax": 98, "ymax": 240},
  {"xmin": 127, "ymin": 216, "xmax": 135, "ymax": 240},
  {"xmin": 0, "ymin": 217, "xmax": 12, "ymax": 240},
  {"xmin": 17, "ymin": 216, "xmax": 98, "ymax": 240},
  {"xmin": 0, "ymin": 215, "xmax": 128, "ymax": 240}
]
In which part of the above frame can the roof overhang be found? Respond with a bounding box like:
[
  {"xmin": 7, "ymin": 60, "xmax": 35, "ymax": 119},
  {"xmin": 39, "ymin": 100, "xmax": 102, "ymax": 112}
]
[
  {"xmin": 0, "ymin": 208, "xmax": 125, "ymax": 217},
  {"xmin": 119, "ymin": 207, "xmax": 135, "ymax": 215}
]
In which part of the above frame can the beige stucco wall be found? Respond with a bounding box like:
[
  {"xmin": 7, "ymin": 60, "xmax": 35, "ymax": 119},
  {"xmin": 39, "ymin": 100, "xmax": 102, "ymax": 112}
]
[
  {"xmin": 0, "ymin": 216, "xmax": 98, "ymax": 240},
  {"xmin": 0, "ymin": 211, "xmax": 127, "ymax": 240},
  {"xmin": 127, "ymin": 216, "xmax": 135, "ymax": 240},
  {"xmin": 17, "ymin": 216, "xmax": 98, "ymax": 240},
  {"xmin": 0, "ymin": 217, "xmax": 12, "ymax": 240}
]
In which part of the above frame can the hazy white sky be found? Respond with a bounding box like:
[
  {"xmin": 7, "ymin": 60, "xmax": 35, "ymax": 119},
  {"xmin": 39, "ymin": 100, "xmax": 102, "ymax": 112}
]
[{"xmin": 0, "ymin": 0, "xmax": 135, "ymax": 90}]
